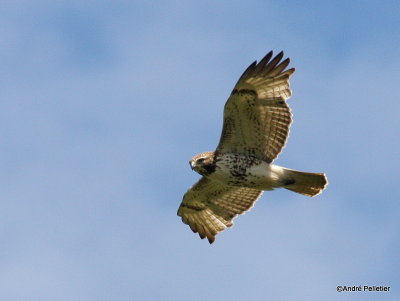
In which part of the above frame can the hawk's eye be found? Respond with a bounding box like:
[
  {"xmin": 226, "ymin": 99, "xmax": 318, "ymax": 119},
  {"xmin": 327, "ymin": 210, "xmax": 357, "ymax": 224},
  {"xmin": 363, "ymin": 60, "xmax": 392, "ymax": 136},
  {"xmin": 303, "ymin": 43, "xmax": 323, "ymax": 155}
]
[{"xmin": 197, "ymin": 158, "xmax": 205, "ymax": 164}]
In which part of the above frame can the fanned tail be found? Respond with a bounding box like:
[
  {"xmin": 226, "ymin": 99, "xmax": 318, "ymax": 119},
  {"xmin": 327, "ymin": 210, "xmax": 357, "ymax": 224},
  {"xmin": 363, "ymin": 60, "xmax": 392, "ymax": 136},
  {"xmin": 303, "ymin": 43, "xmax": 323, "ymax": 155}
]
[{"xmin": 282, "ymin": 168, "xmax": 328, "ymax": 197}]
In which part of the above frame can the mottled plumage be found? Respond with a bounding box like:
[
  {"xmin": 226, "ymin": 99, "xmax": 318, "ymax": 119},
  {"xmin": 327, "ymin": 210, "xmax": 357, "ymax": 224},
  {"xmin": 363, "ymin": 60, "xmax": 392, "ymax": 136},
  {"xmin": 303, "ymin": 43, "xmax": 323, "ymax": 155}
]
[
  {"xmin": 178, "ymin": 51, "xmax": 328, "ymax": 243},
  {"xmin": 178, "ymin": 177, "xmax": 262, "ymax": 244},
  {"xmin": 217, "ymin": 51, "xmax": 294, "ymax": 163}
]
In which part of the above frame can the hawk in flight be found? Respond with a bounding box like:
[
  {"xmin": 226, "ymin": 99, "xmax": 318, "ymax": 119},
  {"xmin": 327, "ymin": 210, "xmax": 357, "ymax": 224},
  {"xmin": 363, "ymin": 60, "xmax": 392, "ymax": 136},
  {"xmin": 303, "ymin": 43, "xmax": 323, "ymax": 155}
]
[{"xmin": 177, "ymin": 51, "xmax": 328, "ymax": 243}]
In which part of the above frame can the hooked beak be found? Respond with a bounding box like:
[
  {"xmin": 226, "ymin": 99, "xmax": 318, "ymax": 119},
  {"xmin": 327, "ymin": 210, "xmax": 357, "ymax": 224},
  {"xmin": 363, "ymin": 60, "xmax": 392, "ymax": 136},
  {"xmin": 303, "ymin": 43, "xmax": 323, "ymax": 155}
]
[{"xmin": 189, "ymin": 160, "xmax": 195, "ymax": 170}]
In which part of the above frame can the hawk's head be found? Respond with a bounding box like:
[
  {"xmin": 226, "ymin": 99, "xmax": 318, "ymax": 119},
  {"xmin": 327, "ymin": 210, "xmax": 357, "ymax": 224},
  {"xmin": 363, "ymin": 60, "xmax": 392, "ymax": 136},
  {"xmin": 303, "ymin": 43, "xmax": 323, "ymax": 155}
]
[{"xmin": 189, "ymin": 151, "xmax": 216, "ymax": 176}]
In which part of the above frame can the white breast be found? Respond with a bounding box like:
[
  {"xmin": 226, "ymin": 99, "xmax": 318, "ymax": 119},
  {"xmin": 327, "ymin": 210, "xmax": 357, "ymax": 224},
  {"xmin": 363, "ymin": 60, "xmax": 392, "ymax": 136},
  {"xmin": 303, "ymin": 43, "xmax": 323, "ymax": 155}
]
[{"xmin": 208, "ymin": 153, "xmax": 285, "ymax": 189}]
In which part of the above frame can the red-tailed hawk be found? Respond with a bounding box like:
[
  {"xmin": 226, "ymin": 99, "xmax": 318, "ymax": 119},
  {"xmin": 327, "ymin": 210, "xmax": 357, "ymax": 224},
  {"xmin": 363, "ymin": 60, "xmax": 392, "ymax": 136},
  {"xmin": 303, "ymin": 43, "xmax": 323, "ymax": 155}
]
[{"xmin": 177, "ymin": 51, "xmax": 328, "ymax": 243}]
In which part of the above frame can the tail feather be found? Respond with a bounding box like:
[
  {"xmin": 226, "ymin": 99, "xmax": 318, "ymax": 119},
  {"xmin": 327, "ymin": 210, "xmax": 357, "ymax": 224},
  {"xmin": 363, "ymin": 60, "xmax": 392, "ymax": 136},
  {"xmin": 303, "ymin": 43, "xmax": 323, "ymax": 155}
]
[{"xmin": 282, "ymin": 168, "xmax": 328, "ymax": 197}]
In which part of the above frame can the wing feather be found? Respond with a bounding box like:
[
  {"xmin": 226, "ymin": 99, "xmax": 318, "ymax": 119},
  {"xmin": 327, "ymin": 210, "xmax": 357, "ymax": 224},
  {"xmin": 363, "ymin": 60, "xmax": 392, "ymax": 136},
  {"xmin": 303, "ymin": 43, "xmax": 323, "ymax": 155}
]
[
  {"xmin": 177, "ymin": 177, "xmax": 263, "ymax": 243},
  {"xmin": 260, "ymin": 51, "xmax": 284, "ymax": 75},
  {"xmin": 217, "ymin": 51, "xmax": 295, "ymax": 162},
  {"xmin": 253, "ymin": 51, "xmax": 273, "ymax": 74}
]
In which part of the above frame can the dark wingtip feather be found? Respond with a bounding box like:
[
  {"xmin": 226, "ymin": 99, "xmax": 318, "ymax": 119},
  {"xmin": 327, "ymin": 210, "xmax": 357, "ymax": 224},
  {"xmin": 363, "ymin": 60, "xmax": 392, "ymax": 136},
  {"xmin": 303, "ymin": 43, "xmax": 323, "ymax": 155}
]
[
  {"xmin": 274, "ymin": 51, "xmax": 284, "ymax": 63},
  {"xmin": 260, "ymin": 51, "xmax": 286, "ymax": 76},
  {"xmin": 269, "ymin": 57, "xmax": 291, "ymax": 76},
  {"xmin": 237, "ymin": 61, "xmax": 257, "ymax": 83},
  {"xmin": 263, "ymin": 50, "xmax": 273, "ymax": 62},
  {"xmin": 279, "ymin": 57, "xmax": 290, "ymax": 70},
  {"xmin": 254, "ymin": 51, "xmax": 273, "ymax": 73},
  {"xmin": 207, "ymin": 236, "xmax": 215, "ymax": 244},
  {"xmin": 266, "ymin": 51, "xmax": 284, "ymax": 69},
  {"xmin": 280, "ymin": 67, "xmax": 296, "ymax": 78},
  {"xmin": 234, "ymin": 50, "xmax": 294, "ymax": 87}
]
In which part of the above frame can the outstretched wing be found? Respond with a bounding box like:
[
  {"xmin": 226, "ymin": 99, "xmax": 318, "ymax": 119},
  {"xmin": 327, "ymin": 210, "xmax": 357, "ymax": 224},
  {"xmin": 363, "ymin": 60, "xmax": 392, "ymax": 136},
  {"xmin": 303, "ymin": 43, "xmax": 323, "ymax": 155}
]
[
  {"xmin": 217, "ymin": 51, "xmax": 295, "ymax": 163},
  {"xmin": 177, "ymin": 177, "xmax": 263, "ymax": 243}
]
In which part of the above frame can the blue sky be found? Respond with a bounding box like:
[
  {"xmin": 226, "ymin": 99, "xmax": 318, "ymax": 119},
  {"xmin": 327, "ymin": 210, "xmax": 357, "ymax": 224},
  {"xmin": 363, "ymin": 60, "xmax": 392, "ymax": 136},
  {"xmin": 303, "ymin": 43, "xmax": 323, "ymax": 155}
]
[{"xmin": 1, "ymin": 1, "xmax": 399, "ymax": 300}]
